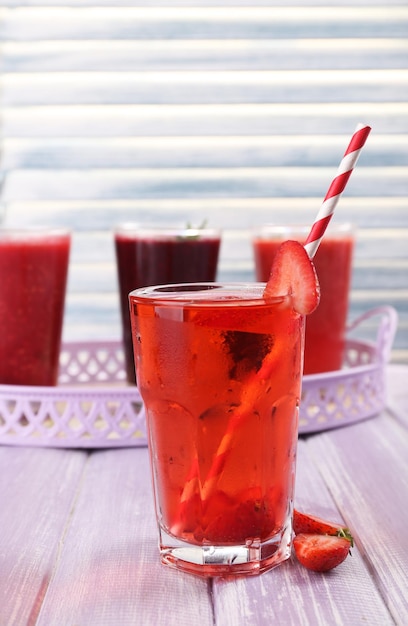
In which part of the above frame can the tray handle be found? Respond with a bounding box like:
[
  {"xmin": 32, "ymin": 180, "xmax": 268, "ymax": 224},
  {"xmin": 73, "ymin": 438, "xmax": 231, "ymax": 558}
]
[{"xmin": 346, "ymin": 306, "xmax": 398, "ymax": 364}]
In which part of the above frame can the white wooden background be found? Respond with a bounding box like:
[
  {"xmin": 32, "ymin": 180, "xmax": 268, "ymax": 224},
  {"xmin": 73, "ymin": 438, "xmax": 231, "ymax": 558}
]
[{"xmin": 0, "ymin": 0, "xmax": 407, "ymax": 362}]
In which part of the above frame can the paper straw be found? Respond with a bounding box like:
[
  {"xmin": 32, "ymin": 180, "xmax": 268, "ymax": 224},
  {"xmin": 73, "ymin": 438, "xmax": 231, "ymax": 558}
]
[
  {"xmin": 178, "ymin": 341, "xmax": 285, "ymax": 510},
  {"xmin": 178, "ymin": 124, "xmax": 372, "ymax": 518},
  {"xmin": 304, "ymin": 123, "xmax": 371, "ymax": 259}
]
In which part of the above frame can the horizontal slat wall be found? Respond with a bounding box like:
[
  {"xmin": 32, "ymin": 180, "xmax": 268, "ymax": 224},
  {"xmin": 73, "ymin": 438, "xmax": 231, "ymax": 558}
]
[{"xmin": 0, "ymin": 2, "xmax": 407, "ymax": 363}]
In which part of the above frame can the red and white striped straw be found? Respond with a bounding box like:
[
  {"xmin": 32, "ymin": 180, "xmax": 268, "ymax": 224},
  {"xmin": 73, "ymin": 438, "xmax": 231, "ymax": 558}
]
[
  {"xmin": 304, "ymin": 123, "xmax": 372, "ymax": 259},
  {"xmin": 178, "ymin": 124, "xmax": 372, "ymax": 516}
]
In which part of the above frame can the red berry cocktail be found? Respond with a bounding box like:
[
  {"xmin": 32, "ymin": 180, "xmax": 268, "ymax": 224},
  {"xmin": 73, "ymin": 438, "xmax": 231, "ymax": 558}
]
[
  {"xmin": 114, "ymin": 225, "xmax": 221, "ymax": 383},
  {"xmin": 253, "ymin": 224, "xmax": 354, "ymax": 374},
  {"xmin": 0, "ymin": 228, "xmax": 71, "ymax": 386},
  {"xmin": 130, "ymin": 242, "xmax": 319, "ymax": 577}
]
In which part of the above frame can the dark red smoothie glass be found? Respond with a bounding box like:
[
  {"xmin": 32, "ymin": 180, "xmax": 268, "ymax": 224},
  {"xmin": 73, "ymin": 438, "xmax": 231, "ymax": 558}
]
[
  {"xmin": 253, "ymin": 223, "xmax": 355, "ymax": 374},
  {"xmin": 114, "ymin": 224, "xmax": 221, "ymax": 383},
  {"xmin": 0, "ymin": 228, "xmax": 71, "ymax": 386}
]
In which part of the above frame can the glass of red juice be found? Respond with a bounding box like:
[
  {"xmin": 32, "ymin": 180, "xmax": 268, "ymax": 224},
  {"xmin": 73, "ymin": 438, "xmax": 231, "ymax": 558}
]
[
  {"xmin": 253, "ymin": 223, "xmax": 354, "ymax": 374},
  {"xmin": 0, "ymin": 228, "xmax": 71, "ymax": 386},
  {"xmin": 130, "ymin": 282, "xmax": 304, "ymax": 577},
  {"xmin": 114, "ymin": 224, "xmax": 221, "ymax": 383}
]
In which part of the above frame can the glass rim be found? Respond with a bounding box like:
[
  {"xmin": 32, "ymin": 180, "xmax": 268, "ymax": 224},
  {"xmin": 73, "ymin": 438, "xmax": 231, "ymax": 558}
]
[
  {"xmin": 113, "ymin": 222, "xmax": 221, "ymax": 234},
  {"xmin": 129, "ymin": 281, "xmax": 289, "ymax": 306},
  {"xmin": 253, "ymin": 222, "xmax": 355, "ymax": 239},
  {"xmin": 0, "ymin": 227, "xmax": 71, "ymax": 240},
  {"xmin": 114, "ymin": 223, "xmax": 221, "ymax": 239}
]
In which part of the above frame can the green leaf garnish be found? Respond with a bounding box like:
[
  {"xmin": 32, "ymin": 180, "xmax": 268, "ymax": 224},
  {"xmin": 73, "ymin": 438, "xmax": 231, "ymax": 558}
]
[{"xmin": 177, "ymin": 220, "xmax": 209, "ymax": 240}]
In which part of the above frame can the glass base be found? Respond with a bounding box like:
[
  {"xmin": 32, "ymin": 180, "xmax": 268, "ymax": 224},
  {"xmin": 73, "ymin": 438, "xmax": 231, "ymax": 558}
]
[{"xmin": 158, "ymin": 521, "xmax": 293, "ymax": 578}]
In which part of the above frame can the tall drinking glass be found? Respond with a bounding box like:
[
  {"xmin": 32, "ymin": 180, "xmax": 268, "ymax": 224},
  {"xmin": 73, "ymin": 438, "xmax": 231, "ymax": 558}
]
[
  {"xmin": 253, "ymin": 224, "xmax": 354, "ymax": 374},
  {"xmin": 130, "ymin": 282, "xmax": 304, "ymax": 577},
  {"xmin": 0, "ymin": 228, "xmax": 71, "ymax": 386},
  {"xmin": 114, "ymin": 225, "xmax": 221, "ymax": 383}
]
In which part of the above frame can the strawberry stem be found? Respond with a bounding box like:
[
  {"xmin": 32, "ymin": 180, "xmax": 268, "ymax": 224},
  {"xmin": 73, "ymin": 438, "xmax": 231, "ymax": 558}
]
[{"xmin": 338, "ymin": 527, "xmax": 354, "ymax": 547}]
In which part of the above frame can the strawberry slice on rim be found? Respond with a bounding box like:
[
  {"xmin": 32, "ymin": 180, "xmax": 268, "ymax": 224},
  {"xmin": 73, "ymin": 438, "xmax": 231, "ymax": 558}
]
[{"xmin": 263, "ymin": 240, "xmax": 320, "ymax": 315}]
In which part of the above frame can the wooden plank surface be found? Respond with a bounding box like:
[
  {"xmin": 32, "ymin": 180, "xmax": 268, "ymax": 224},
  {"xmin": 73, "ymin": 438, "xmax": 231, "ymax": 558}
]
[
  {"xmin": 0, "ymin": 365, "xmax": 407, "ymax": 624},
  {"xmin": 386, "ymin": 364, "xmax": 408, "ymax": 422},
  {"xmin": 306, "ymin": 414, "xmax": 408, "ymax": 625},
  {"xmin": 34, "ymin": 448, "xmax": 214, "ymax": 626},
  {"xmin": 0, "ymin": 447, "xmax": 87, "ymax": 626},
  {"xmin": 212, "ymin": 437, "xmax": 396, "ymax": 625}
]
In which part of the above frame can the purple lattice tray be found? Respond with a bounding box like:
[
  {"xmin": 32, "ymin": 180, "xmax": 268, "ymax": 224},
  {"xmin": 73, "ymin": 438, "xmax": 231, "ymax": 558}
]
[{"xmin": 0, "ymin": 307, "xmax": 397, "ymax": 448}]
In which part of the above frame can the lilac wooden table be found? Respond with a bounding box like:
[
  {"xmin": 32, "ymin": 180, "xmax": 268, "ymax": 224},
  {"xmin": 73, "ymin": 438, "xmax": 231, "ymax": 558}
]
[{"xmin": 1, "ymin": 364, "xmax": 407, "ymax": 626}]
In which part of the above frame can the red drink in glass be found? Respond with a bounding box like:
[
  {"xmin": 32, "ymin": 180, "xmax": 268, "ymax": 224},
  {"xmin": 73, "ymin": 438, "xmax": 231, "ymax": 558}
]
[
  {"xmin": 0, "ymin": 229, "xmax": 71, "ymax": 386},
  {"xmin": 114, "ymin": 225, "xmax": 221, "ymax": 383},
  {"xmin": 130, "ymin": 282, "xmax": 304, "ymax": 577},
  {"xmin": 253, "ymin": 225, "xmax": 354, "ymax": 374}
]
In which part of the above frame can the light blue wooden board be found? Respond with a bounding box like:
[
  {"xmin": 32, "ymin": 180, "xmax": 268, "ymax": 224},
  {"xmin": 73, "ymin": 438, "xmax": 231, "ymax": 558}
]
[
  {"xmin": 3, "ymin": 104, "xmax": 408, "ymax": 136},
  {"xmin": 1, "ymin": 0, "xmax": 407, "ymax": 365},
  {"xmin": 4, "ymin": 0, "xmax": 408, "ymax": 6},
  {"xmin": 3, "ymin": 168, "xmax": 407, "ymax": 201},
  {"xmin": 3, "ymin": 71, "xmax": 407, "ymax": 106},
  {"xmin": 4, "ymin": 197, "xmax": 407, "ymax": 230},
  {"xmin": 60, "ymin": 261, "xmax": 408, "ymax": 293},
  {"xmin": 4, "ymin": 39, "xmax": 408, "ymax": 73},
  {"xmin": 3, "ymin": 7, "xmax": 408, "ymax": 41},
  {"xmin": 3, "ymin": 135, "xmax": 407, "ymax": 169}
]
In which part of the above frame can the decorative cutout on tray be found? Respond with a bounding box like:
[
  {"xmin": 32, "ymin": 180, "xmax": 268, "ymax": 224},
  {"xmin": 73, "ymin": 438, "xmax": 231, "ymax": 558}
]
[
  {"xmin": 0, "ymin": 307, "xmax": 398, "ymax": 447},
  {"xmin": 300, "ymin": 306, "xmax": 398, "ymax": 434}
]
